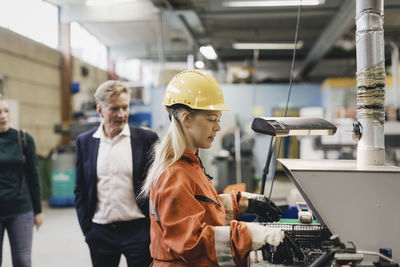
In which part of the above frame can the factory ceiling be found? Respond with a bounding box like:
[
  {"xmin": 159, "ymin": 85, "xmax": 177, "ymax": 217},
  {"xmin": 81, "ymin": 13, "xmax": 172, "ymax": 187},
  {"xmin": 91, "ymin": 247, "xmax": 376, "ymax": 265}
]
[{"xmin": 45, "ymin": 0, "xmax": 400, "ymax": 82}]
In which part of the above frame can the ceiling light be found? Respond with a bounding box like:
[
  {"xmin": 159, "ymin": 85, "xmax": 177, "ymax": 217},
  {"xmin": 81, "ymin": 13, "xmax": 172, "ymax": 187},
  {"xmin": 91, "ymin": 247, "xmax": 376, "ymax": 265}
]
[
  {"xmin": 200, "ymin": 45, "xmax": 218, "ymax": 60},
  {"xmin": 86, "ymin": 0, "xmax": 137, "ymax": 6},
  {"xmin": 195, "ymin": 61, "xmax": 205, "ymax": 69},
  {"xmin": 233, "ymin": 41, "xmax": 303, "ymax": 50},
  {"xmin": 223, "ymin": 0, "xmax": 325, "ymax": 7}
]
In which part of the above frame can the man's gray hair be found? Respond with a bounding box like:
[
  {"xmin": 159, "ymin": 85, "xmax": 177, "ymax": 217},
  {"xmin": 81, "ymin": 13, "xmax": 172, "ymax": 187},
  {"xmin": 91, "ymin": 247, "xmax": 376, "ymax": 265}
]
[{"xmin": 94, "ymin": 80, "xmax": 131, "ymax": 106}]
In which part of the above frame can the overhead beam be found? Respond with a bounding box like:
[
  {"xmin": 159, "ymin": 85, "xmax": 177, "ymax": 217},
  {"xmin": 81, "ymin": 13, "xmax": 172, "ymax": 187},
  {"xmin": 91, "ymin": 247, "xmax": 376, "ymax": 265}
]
[
  {"xmin": 203, "ymin": 9, "xmax": 335, "ymax": 20},
  {"xmin": 160, "ymin": 0, "xmax": 173, "ymax": 10},
  {"xmin": 178, "ymin": 14, "xmax": 200, "ymax": 48},
  {"xmin": 206, "ymin": 29, "xmax": 321, "ymax": 42},
  {"xmin": 158, "ymin": 0, "xmax": 219, "ymax": 68},
  {"xmin": 294, "ymin": 0, "xmax": 355, "ymax": 80},
  {"xmin": 160, "ymin": 0, "xmax": 204, "ymax": 35}
]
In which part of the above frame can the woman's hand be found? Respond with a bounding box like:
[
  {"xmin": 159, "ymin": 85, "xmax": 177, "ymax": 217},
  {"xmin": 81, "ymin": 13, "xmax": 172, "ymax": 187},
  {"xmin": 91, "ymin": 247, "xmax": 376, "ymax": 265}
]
[
  {"xmin": 34, "ymin": 213, "xmax": 44, "ymax": 230},
  {"xmin": 240, "ymin": 192, "xmax": 282, "ymax": 222},
  {"xmin": 245, "ymin": 223, "xmax": 284, "ymax": 250}
]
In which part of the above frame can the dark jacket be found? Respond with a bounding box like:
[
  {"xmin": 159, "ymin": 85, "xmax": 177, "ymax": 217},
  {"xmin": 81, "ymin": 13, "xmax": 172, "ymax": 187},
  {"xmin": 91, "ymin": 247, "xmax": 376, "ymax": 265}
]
[
  {"xmin": 74, "ymin": 124, "xmax": 158, "ymax": 235},
  {"xmin": 0, "ymin": 128, "xmax": 42, "ymax": 216}
]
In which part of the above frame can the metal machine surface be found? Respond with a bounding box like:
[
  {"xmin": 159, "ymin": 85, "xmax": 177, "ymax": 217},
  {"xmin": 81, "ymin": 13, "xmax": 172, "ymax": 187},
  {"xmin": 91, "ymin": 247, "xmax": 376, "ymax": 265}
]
[
  {"xmin": 252, "ymin": 117, "xmax": 337, "ymax": 137},
  {"xmin": 278, "ymin": 159, "xmax": 400, "ymax": 259},
  {"xmin": 251, "ymin": 117, "xmax": 337, "ymax": 195},
  {"xmin": 54, "ymin": 120, "xmax": 100, "ymax": 140}
]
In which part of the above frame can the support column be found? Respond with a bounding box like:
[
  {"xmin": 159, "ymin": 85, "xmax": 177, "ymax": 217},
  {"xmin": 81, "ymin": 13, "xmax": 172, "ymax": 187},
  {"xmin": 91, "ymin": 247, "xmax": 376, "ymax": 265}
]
[
  {"xmin": 59, "ymin": 22, "xmax": 73, "ymax": 146},
  {"xmin": 390, "ymin": 42, "xmax": 399, "ymax": 108},
  {"xmin": 355, "ymin": 0, "xmax": 386, "ymax": 167}
]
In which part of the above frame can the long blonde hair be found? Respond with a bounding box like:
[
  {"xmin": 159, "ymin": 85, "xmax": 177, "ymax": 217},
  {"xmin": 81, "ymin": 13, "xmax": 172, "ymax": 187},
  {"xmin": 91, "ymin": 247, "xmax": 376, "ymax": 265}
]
[{"xmin": 140, "ymin": 106, "xmax": 195, "ymax": 197}]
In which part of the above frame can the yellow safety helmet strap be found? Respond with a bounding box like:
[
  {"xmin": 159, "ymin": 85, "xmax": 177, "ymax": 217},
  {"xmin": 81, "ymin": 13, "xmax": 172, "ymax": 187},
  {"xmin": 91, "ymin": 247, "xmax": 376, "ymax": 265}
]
[{"xmin": 166, "ymin": 104, "xmax": 194, "ymax": 121}]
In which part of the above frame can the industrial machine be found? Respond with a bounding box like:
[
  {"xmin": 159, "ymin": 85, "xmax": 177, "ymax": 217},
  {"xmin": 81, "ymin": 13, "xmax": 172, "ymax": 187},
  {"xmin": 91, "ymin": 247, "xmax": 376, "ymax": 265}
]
[
  {"xmin": 250, "ymin": 222, "xmax": 333, "ymax": 266},
  {"xmin": 215, "ymin": 129, "xmax": 256, "ymax": 192},
  {"xmin": 296, "ymin": 202, "xmax": 313, "ymax": 224},
  {"xmin": 250, "ymin": 117, "xmax": 339, "ymax": 266},
  {"xmin": 54, "ymin": 120, "xmax": 100, "ymax": 141},
  {"xmin": 244, "ymin": 1, "xmax": 400, "ymax": 266},
  {"xmin": 249, "ymin": 116, "xmax": 400, "ymax": 266}
]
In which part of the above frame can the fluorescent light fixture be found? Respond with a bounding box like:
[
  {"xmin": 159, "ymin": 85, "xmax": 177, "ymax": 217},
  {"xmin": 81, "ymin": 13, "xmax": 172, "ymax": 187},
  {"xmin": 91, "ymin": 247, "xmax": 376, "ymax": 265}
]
[
  {"xmin": 86, "ymin": 0, "xmax": 136, "ymax": 6},
  {"xmin": 195, "ymin": 60, "xmax": 205, "ymax": 69},
  {"xmin": 224, "ymin": 0, "xmax": 324, "ymax": 7},
  {"xmin": 233, "ymin": 41, "xmax": 303, "ymax": 50},
  {"xmin": 251, "ymin": 117, "xmax": 337, "ymax": 137},
  {"xmin": 199, "ymin": 45, "xmax": 218, "ymax": 60}
]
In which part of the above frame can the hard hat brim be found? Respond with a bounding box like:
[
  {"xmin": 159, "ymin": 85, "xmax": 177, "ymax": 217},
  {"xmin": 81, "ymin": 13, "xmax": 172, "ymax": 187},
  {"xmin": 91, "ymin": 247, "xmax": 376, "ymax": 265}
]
[{"xmin": 195, "ymin": 104, "xmax": 231, "ymax": 111}]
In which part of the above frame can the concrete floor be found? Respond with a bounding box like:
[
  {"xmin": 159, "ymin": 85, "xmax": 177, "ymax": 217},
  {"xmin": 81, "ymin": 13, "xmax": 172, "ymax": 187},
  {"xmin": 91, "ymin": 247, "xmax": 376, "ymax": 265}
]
[
  {"xmin": 2, "ymin": 203, "xmax": 128, "ymax": 267},
  {"xmin": 1, "ymin": 177, "xmax": 300, "ymax": 267}
]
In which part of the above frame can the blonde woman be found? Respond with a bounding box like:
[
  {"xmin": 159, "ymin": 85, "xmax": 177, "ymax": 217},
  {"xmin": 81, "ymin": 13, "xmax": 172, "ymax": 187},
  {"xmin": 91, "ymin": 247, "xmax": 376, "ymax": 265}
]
[
  {"xmin": 141, "ymin": 70, "xmax": 285, "ymax": 267},
  {"xmin": 0, "ymin": 95, "xmax": 43, "ymax": 267}
]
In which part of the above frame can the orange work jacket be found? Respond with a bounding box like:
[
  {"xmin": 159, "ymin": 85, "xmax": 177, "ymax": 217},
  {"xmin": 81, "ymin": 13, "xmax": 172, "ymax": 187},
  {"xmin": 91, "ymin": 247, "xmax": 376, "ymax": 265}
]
[{"xmin": 149, "ymin": 151, "xmax": 252, "ymax": 267}]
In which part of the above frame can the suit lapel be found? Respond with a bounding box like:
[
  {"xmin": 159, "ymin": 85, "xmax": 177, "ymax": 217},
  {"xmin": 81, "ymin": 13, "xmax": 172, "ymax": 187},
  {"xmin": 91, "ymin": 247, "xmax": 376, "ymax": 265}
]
[
  {"xmin": 130, "ymin": 126, "xmax": 143, "ymax": 177},
  {"xmin": 89, "ymin": 134, "xmax": 100, "ymax": 184}
]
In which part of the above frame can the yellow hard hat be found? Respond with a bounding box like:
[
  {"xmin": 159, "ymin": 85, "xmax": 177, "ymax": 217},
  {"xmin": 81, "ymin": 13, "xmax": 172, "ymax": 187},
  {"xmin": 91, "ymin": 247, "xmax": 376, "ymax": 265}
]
[{"xmin": 163, "ymin": 69, "xmax": 230, "ymax": 111}]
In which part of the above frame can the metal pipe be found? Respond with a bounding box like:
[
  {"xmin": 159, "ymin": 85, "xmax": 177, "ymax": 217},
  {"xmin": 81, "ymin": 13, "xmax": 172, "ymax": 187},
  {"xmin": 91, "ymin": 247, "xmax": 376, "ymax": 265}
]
[
  {"xmin": 234, "ymin": 127, "xmax": 242, "ymax": 184},
  {"xmin": 157, "ymin": 12, "xmax": 166, "ymax": 86},
  {"xmin": 390, "ymin": 41, "xmax": 399, "ymax": 108},
  {"xmin": 356, "ymin": 0, "xmax": 386, "ymax": 167}
]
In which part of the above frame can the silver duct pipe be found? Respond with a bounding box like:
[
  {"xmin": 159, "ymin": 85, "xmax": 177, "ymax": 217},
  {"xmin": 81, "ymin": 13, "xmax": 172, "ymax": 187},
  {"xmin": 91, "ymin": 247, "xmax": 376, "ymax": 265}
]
[
  {"xmin": 390, "ymin": 41, "xmax": 399, "ymax": 108},
  {"xmin": 157, "ymin": 12, "xmax": 166, "ymax": 86},
  {"xmin": 355, "ymin": 0, "xmax": 386, "ymax": 167}
]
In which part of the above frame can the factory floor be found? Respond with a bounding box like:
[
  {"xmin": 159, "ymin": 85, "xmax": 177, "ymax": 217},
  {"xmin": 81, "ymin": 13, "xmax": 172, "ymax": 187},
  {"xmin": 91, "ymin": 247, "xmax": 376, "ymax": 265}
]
[
  {"xmin": 2, "ymin": 176, "xmax": 298, "ymax": 267},
  {"xmin": 2, "ymin": 203, "xmax": 128, "ymax": 267}
]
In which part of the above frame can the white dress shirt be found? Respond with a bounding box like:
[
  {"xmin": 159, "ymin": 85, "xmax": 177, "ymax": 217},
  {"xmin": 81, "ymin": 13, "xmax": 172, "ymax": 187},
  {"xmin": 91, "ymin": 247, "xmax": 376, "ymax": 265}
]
[{"xmin": 92, "ymin": 123, "xmax": 145, "ymax": 224}]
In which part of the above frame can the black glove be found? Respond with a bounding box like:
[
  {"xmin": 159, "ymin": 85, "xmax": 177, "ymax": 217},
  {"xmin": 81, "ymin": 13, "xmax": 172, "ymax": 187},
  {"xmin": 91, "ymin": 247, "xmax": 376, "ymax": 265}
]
[
  {"xmin": 271, "ymin": 233, "xmax": 304, "ymax": 265},
  {"xmin": 246, "ymin": 195, "xmax": 282, "ymax": 222}
]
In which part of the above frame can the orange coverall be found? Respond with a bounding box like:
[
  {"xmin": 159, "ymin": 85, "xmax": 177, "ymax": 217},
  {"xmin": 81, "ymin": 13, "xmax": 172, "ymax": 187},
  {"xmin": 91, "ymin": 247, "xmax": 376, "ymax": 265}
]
[{"xmin": 149, "ymin": 151, "xmax": 252, "ymax": 267}]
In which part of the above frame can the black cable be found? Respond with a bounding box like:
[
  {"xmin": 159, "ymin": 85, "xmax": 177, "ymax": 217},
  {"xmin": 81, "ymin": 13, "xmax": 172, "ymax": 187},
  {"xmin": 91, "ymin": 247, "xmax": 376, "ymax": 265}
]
[
  {"xmin": 260, "ymin": 135, "xmax": 275, "ymax": 195},
  {"xmin": 267, "ymin": 1, "xmax": 302, "ymax": 200}
]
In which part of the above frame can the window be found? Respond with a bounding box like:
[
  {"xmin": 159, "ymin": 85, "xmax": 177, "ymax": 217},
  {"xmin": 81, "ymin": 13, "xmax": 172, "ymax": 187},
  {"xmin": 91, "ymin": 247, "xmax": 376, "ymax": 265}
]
[
  {"xmin": 70, "ymin": 22, "xmax": 108, "ymax": 70},
  {"xmin": 115, "ymin": 59, "xmax": 142, "ymax": 82},
  {"xmin": 0, "ymin": 0, "xmax": 58, "ymax": 49}
]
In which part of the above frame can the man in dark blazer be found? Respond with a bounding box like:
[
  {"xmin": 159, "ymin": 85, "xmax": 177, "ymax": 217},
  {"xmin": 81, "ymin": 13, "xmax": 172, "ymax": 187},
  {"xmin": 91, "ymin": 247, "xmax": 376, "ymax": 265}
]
[{"xmin": 74, "ymin": 80, "xmax": 158, "ymax": 267}]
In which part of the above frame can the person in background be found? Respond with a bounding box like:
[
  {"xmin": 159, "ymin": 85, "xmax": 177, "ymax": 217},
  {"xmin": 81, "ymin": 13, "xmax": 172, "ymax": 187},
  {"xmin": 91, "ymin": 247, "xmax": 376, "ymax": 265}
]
[
  {"xmin": 0, "ymin": 95, "xmax": 43, "ymax": 267},
  {"xmin": 140, "ymin": 70, "xmax": 284, "ymax": 267},
  {"xmin": 74, "ymin": 80, "xmax": 158, "ymax": 267}
]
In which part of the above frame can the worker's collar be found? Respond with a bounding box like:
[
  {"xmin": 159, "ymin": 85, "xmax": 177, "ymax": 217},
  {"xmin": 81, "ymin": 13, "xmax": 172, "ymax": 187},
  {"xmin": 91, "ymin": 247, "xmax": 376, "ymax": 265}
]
[
  {"xmin": 181, "ymin": 150, "xmax": 200, "ymax": 165},
  {"xmin": 179, "ymin": 150, "xmax": 213, "ymax": 180},
  {"xmin": 92, "ymin": 122, "xmax": 130, "ymax": 140}
]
